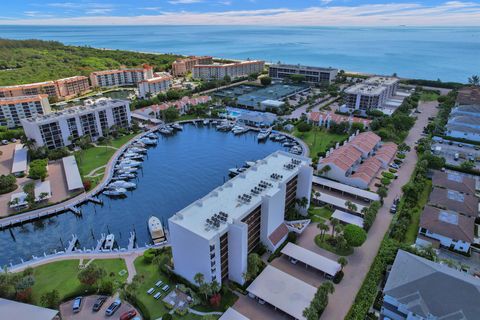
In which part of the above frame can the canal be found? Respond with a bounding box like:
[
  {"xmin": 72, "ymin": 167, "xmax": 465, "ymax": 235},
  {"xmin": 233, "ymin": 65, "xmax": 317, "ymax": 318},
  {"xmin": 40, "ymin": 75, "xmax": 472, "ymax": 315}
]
[{"xmin": 0, "ymin": 124, "xmax": 287, "ymax": 266}]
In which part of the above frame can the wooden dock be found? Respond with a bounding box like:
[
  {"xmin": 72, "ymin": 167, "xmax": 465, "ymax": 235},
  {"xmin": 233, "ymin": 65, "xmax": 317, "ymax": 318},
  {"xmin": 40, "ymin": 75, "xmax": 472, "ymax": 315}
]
[
  {"xmin": 66, "ymin": 234, "xmax": 78, "ymax": 253},
  {"xmin": 128, "ymin": 231, "xmax": 136, "ymax": 250}
]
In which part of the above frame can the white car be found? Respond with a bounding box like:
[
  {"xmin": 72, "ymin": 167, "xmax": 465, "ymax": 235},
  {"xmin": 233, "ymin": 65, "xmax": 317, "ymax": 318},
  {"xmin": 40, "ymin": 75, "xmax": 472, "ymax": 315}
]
[{"xmin": 290, "ymin": 258, "xmax": 298, "ymax": 265}]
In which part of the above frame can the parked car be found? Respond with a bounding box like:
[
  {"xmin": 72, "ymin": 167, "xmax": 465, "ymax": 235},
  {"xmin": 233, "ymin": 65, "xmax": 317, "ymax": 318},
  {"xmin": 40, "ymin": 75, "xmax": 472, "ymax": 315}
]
[
  {"xmin": 10, "ymin": 138, "xmax": 16, "ymax": 143},
  {"xmin": 454, "ymin": 153, "xmax": 459, "ymax": 161},
  {"xmin": 390, "ymin": 205, "xmax": 397, "ymax": 214},
  {"xmin": 120, "ymin": 310, "xmax": 137, "ymax": 320},
  {"xmin": 290, "ymin": 258, "xmax": 298, "ymax": 265},
  {"xmin": 1, "ymin": 140, "xmax": 8, "ymax": 145},
  {"xmin": 72, "ymin": 296, "xmax": 82, "ymax": 313},
  {"xmin": 92, "ymin": 296, "xmax": 107, "ymax": 312},
  {"xmin": 105, "ymin": 299, "xmax": 122, "ymax": 316},
  {"xmin": 458, "ymin": 143, "xmax": 464, "ymax": 148},
  {"xmin": 393, "ymin": 197, "xmax": 400, "ymax": 205},
  {"xmin": 390, "ymin": 163, "xmax": 400, "ymax": 169}
]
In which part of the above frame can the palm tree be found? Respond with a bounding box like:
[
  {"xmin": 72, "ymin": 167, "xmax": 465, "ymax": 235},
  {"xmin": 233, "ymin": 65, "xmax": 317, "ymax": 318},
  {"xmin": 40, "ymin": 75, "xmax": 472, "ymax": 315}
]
[
  {"xmin": 345, "ymin": 200, "xmax": 357, "ymax": 213},
  {"xmin": 468, "ymin": 75, "xmax": 480, "ymax": 86},
  {"xmin": 194, "ymin": 272, "xmax": 205, "ymax": 287},
  {"xmin": 330, "ymin": 218, "xmax": 339, "ymax": 237},
  {"xmin": 337, "ymin": 257, "xmax": 348, "ymax": 271},
  {"xmin": 317, "ymin": 221, "xmax": 329, "ymax": 240},
  {"xmin": 24, "ymin": 138, "xmax": 36, "ymax": 152},
  {"xmin": 209, "ymin": 280, "xmax": 220, "ymax": 295},
  {"xmin": 334, "ymin": 224, "xmax": 343, "ymax": 239}
]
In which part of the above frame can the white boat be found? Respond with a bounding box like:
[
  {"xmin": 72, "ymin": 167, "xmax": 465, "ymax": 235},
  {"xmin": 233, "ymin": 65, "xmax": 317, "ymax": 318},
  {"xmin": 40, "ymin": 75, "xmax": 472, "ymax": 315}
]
[
  {"xmin": 113, "ymin": 173, "xmax": 136, "ymax": 180},
  {"xmin": 140, "ymin": 138, "xmax": 157, "ymax": 145},
  {"xmin": 128, "ymin": 147, "xmax": 147, "ymax": 154},
  {"xmin": 275, "ymin": 135, "xmax": 286, "ymax": 142},
  {"xmin": 245, "ymin": 161, "xmax": 256, "ymax": 168},
  {"xmin": 172, "ymin": 123, "xmax": 183, "ymax": 131},
  {"xmin": 108, "ymin": 180, "xmax": 136, "ymax": 189},
  {"xmin": 118, "ymin": 159, "xmax": 142, "ymax": 167},
  {"xmin": 232, "ymin": 126, "xmax": 248, "ymax": 135},
  {"xmin": 283, "ymin": 141, "xmax": 295, "ymax": 147},
  {"xmin": 146, "ymin": 133, "xmax": 158, "ymax": 139},
  {"xmin": 104, "ymin": 234, "xmax": 115, "ymax": 250},
  {"xmin": 116, "ymin": 166, "xmax": 138, "ymax": 174},
  {"xmin": 148, "ymin": 216, "xmax": 166, "ymax": 244},
  {"xmin": 257, "ymin": 129, "xmax": 271, "ymax": 141},
  {"xmin": 290, "ymin": 146, "xmax": 302, "ymax": 155},
  {"xmin": 159, "ymin": 127, "xmax": 173, "ymax": 135},
  {"xmin": 103, "ymin": 187, "xmax": 127, "ymax": 197},
  {"xmin": 229, "ymin": 167, "xmax": 247, "ymax": 177},
  {"xmin": 269, "ymin": 133, "xmax": 278, "ymax": 140},
  {"xmin": 132, "ymin": 141, "xmax": 146, "ymax": 148},
  {"xmin": 122, "ymin": 152, "xmax": 144, "ymax": 160},
  {"xmin": 203, "ymin": 119, "xmax": 209, "ymax": 125}
]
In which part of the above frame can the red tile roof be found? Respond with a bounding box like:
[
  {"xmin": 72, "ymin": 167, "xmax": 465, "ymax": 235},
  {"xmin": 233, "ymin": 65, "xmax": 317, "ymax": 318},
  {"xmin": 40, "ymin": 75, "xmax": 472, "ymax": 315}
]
[
  {"xmin": 321, "ymin": 144, "xmax": 363, "ymax": 172},
  {"xmin": 374, "ymin": 142, "xmax": 398, "ymax": 164},
  {"xmin": 351, "ymin": 157, "xmax": 382, "ymax": 183},
  {"xmin": 269, "ymin": 223, "xmax": 289, "ymax": 246},
  {"xmin": 351, "ymin": 132, "xmax": 381, "ymax": 154},
  {"xmin": 309, "ymin": 112, "xmax": 371, "ymax": 126}
]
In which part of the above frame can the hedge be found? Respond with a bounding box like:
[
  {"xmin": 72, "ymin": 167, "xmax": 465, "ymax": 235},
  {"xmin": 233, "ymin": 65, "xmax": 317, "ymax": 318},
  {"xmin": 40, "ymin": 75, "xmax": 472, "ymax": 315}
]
[
  {"xmin": 381, "ymin": 172, "xmax": 395, "ymax": 179},
  {"xmin": 380, "ymin": 177, "xmax": 391, "ymax": 185}
]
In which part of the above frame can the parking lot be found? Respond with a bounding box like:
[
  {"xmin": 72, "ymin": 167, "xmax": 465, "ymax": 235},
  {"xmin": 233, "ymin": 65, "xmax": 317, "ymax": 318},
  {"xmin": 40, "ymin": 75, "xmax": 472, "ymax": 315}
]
[
  {"xmin": 431, "ymin": 137, "xmax": 480, "ymax": 170},
  {"xmin": 59, "ymin": 295, "xmax": 140, "ymax": 320}
]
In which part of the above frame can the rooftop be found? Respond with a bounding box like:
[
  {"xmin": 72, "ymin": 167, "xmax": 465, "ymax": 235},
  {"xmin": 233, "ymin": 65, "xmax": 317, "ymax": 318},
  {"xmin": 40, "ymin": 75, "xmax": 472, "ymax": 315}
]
[
  {"xmin": 0, "ymin": 94, "xmax": 48, "ymax": 105},
  {"xmin": 169, "ymin": 151, "xmax": 310, "ymax": 240},
  {"xmin": 312, "ymin": 175, "xmax": 380, "ymax": 201},
  {"xmin": 364, "ymin": 76, "xmax": 399, "ymax": 86},
  {"xmin": 269, "ymin": 63, "xmax": 337, "ymax": 72},
  {"xmin": 429, "ymin": 187, "xmax": 478, "ymax": 217},
  {"xmin": 384, "ymin": 250, "xmax": 480, "ymax": 319},
  {"xmin": 309, "ymin": 111, "xmax": 372, "ymax": 125},
  {"xmin": 281, "ymin": 242, "xmax": 341, "ymax": 276},
  {"xmin": 420, "ymin": 206, "xmax": 475, "ymax": 243},
  {"xmin": 0, "ymin": 80, "xmax": 56, "ymax": 90},
  {"xmin": 11, "ymin": 144, "xmax": 27, "ymax": 174},
  {"xmin": 0, "ymin": 298, "xmax": 58, "ymax": 320},
  {"xmin": 457, "ymin": 87, "xmax": 480, "ymax": 106},
  {"xmin": 452, "ymin": 104, "xmax": 480, "ymax": 115},
  {"xmin": 431, "ymin": 170, "xmax": 476, "ymax": 195},
  {"xmin": 62, "ymin": 156, "xmax": 84, "ymax": 191},
  {"xmin": 246, "ymin": 265, "xmax": 316, "ymax": 320},
  {"xmin": 344, "ymin": 83, "xmax": 386, "ymax": 96}
]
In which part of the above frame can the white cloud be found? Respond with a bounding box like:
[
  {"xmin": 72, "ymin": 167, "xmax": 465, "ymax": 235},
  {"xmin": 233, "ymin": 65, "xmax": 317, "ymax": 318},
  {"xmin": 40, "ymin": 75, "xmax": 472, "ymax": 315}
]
[
  {"xmin": 5, "ymin": 1, "xmax": 480, "ymax": 26},
  {"xmin": 168, "ymin": 0, "xmax": 203, "ymax": 4},
  {"xmin": 320, "ymin": 0, "xmax": 333, "ymax": 5}
]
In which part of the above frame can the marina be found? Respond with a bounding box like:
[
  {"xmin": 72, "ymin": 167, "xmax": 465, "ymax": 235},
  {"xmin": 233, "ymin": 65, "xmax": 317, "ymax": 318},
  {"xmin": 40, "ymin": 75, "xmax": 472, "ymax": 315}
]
[{"xmin": 0, "ymin": 123, "xmax": 295, "ymax": 266}]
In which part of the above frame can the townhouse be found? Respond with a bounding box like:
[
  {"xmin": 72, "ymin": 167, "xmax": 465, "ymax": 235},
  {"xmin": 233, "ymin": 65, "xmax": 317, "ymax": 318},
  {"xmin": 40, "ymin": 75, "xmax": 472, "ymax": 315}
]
[{"xmin": 308, "ymin": 111, "xmax": 372, "ymax": 130}]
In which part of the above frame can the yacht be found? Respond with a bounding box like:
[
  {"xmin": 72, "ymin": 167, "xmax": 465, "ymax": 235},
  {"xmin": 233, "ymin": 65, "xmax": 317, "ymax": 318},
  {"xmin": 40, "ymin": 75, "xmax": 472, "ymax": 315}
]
[
  {"xmin": 122, "ymin": 152, "xmax": 144, "ymax": 160},
  {"xmin": 113, "ymin": 173, "xmax": 136, "ymax": 180},
  {"xmin": 290, "ymin": 146, "xmax": 303, "ymax": 155},
  {"xmin": 148, "ymin": 216, "xmax": 166, "ymax": 244},
  {"xmin": 118, "ymin": 159, "xmax": 142, "ymax": 167},
  {"xmin": 275, "ymin": 135, "xmax": 286, "ymax": 142},
  {"xmin": 132, "ymin": 141, "xmax": 146, "ymax": 148},
  {"xmin": 257, "ymin": 129, "xmax": 271, "ymax": 141},
  {"xmin": 159, "ymin": 127, "xmax": 173, "ymax": 135},
  {"xmin": 232, "ymin": 126, "xmax": 248, "ymax": 135},
  {"xmin": 103, "ymin": 187, "xmax": 127, "ymax": 197},
  {"xmin": 269, "ymin": 133, "xmax": 278, "ymax": 140},
  {"xmin": 108, "ymin": 180, "xmax": 136, "ymax": 189},
  {"xmin": 229, "ymin": 167, "xmax": 247, "ymax": 177},
  {"xmin": 141, "ymin": 138, "xmax": 157, "ymax": 145},
  {"xmin": 128, "ymin": 147, "xmax": 147, "ymax": 154},
  {"xmin": 103, "ymin": 234, "xmax": 115, "ymax": 250},
  {"xmin": 283, "ymin": 141, "xmax": 295, "ymax": 147},
  {"xmin": 116, "ymin": 166, "xmax": 139, "ymax": 174},
  {"xmin": 172, "ymin": 123, "xmax": 183, "ymax": 131},
  {"xmin": 245, "ymin": 161, "xmax": 256, "ymax": 168},
  {"xmin": 145, "ymin": 132, "xmax": 158, "ymax": 139},
  {"xmin": 203, "ymin": 119, "xmax": 209, "ymax": 125}
]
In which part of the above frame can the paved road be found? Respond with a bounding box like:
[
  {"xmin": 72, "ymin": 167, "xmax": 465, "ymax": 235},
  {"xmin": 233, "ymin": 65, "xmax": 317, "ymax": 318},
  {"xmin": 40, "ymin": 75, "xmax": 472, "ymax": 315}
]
[{"xmin": 314, "ymin": 100, "xmax": 439, "ymax": 320}]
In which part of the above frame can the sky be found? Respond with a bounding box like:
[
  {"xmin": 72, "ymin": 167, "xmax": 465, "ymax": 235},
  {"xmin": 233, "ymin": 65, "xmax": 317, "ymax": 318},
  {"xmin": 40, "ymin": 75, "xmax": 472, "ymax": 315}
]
[{"xmin": 1, "ymin": 0, "xmax": 480, "ymax": 26}]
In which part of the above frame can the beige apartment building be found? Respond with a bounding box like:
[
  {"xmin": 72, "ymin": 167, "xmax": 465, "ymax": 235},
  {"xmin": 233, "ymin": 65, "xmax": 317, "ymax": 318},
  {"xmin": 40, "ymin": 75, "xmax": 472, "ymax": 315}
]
[
  {"xmin": 55, "ymin": 76, "xmax": 91, "ymax": 99},
  {"xmin": 0, "ymin": 94, "xmax": 51, "ymax": 128},
  {"xmin": 192, "ymin": 60, "xmax": 265, "ymax": 81},
  {"xmin": 172, "ymin": 56, "xmax": 213, "ymax": 77},
  {"xmin": 90, "ymin": 65, "xmax": 154, "ymax": 88},
  {"xmin": 0, "ymin": 81, "xmax": 58, "ymax": 99}
]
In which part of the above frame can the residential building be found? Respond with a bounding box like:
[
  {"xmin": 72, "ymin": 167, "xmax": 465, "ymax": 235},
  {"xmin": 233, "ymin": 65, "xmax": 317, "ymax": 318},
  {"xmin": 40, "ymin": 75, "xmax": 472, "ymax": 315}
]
[
  {"xmin": 418, "ymin": 205, "xmax": 474, "ymax": 253},
  {"xmin": 21, "ymin": 98, "xmax": 131, "ymax": 149},
  {"xmin": 381, "ymin": 250, "xmax": 480, "ymax": 320},
  {"xmin": 168, "ymin": 151, "xmax": 313, "ymax": 285},
  {"xmin": 133, "ymin": 96, "xmax": 211, "ymax": 119},
  {"xmin": 317, "ymin": 132, "xmax": 397, "ymax": 189},
  {"xmin": 90, "ymin": 65, "xmax": 154, "ymax": 87},
  {"xmin": 445, "ymin": 87, "xmax": 480, "ymax": 141},
  {"xmin": 268, "ymin": 64, "xmax": 338, "ymax": 84},
  {"xmin": 308, "ymin": 111, "xmax": 371, "ymax": 130},
  {"xmin": 344, "ymin": 76, "xmax": 399, "ymax": 112},
  {"xmin": 0, "ymin": 81, "xmax": 58, "ymax": 98},
  {"xmin": 431, "ymin": 170, "xmax": 476, "ymax": 195},
  {"xmin": 364, "ymin": 76, "xmax": 399, "ymax": 98},
  {"xmin": 192, "ymin": 60, "xmax": 264, "ymax": 81},
  {"xmin": 137, "ymin": 75, "xmax": 173, "ymax": 99},
  {"xmin": 54, "ymin": 76, "xmax": 91, "ymax": 99},
  {"xmin": 428, "ymin": 187, "xmax": 478, "ymax": 218},
  {"xmin": 172, "ymin": 56, "xmax": 213, "ymax": 76},
  {"xmin": 456, "ymin": 86, "xmax": 480, "ymax": 106},
  {"xmin": 0, "ymin": 95, "xmax": 51, "ymax": 128}
]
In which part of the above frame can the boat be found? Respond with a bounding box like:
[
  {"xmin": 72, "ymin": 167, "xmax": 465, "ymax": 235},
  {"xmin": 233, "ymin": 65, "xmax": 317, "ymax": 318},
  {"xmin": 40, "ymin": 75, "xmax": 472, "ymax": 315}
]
[
  {"xmin": 146, "ymin": 132, "xmax": 158, "ymax": 139},
  {"xmin": 232, "ymin": 125, "xmax": 248, "ymax": 135},
  {"xmin": 118, "ymin": 159, "xmax": 142, "ymax": 167},
  {"xmin": 128, "ymin": 147, "xmax": 147, "ymax": 154},
  {"xmin": 132, "ymin": 141, "xmax": 146, "ymax": 148},
  {"xmin": 148, "ymin": 216, "xmax": 166, "ymax": 244},
  {"xmin": 203, "ymin": 119, "xmax": 209, "ymax": 125},
  {"xmin": 159, "ymin": 126, "xmax": 173, "ymax": 135},
  {"xmin": 112, "ymin": 173, "xmax": 136, "ymax": 181},
  {"xmin": 115, "ymin": 166, "xmax": 139, "ymax": 174},
  {"xmin": 257, "ymin": 129, "xmax": 271, "ymax": 141},
  {"xmin": 269, "ymin": 133, "xmax": 278, "ymax": 140},
  {"xmin": 275, "ymin": 135, "xmax": 286, "ymax": 142},
  {"xmin": 122, "ymin": 153, "xmax": 144, "ymax": 161},
  {"xmin": 108, "ymin": 180, "xmax": 136, "ymax": 189},
  {"xmin": 103, "ymin": 187, "xmax": 127, "ymax": 197},
  {"xmin": 103, "ymin": 234, "xmax": 115, "ymax": 250},
  {"xmin": 172, "ymin": 123, "xmax": 183, "ymax": 131},
  {"xmin": 283, "ymin": 141, "xmax": 295, "ymax": 147},
  {"xmin": 290, "ymin": 146, "xmax": 303, "ymax": 155},
  {"xmin": 245, "ymin": 161, "xmax": 256, "ymax": 168},
  {"xmin": 140, "ymin": 138, "xmax": 157, "ymax": 145},
  {"xmin": 229, "ymin": 167, "xmax": 247, "ymax": 177}
]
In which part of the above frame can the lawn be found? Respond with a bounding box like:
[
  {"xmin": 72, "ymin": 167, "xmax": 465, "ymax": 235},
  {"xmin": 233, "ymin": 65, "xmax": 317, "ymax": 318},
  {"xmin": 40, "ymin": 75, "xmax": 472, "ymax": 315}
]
[
  {"xmin": 315, "ymin": 234, "xmax": 354, "ymax": 256},
  {"xmin": 293, "ymin": 127, "xmax": 347, "ymax": 157},
  {"xmin": 308, "ymin": 206, "xmax": 333, "ymax": 223},
  {"xmin": 75, "ymin": 147, "xmax": 116, "ymax": 176},
  {"xmin": 419, "ymin": 91, "xmax": 439, "ymax": 102},
  {"xmin": 30, "ymin": 258, "xmax": 128, "ymax": 304},
  {"xmin": 102, "ymin": 133, "xmax": 139, "ymax": 149},
  {"xmin": 404, "ymin": 180, "xmax": 432, "ymax": 244}
]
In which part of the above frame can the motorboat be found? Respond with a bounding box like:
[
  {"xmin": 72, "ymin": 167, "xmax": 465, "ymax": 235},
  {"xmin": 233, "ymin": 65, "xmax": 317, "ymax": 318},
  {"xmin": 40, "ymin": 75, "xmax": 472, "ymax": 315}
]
[
  {"xmin": 113, "ymin": 173, "xmax": 136, "ymax": 180},
  {"xmin": 132, "ymin": 141, "xmax": 146, "ymax": 148},
  {"xmin": 229, "ymin": 167, "xmax": 247, "ymax": 177},
  {"xmin": 128, "ymin": 147, "xmax": 147, "ymax": 154},
  {"xmin": 103, "ymin": 187, "xmax": 127, "ymax": 197},
  {"xmin": 122, "ymin": 153, "xmax": 144, "ymax": 161},
  {"xmin": 116, "ymin": 166, "xmax": 139, "ymax": 173},
  {"xmin": 159, "ymin": 127, "xmax": 173, "ymax": 135},
  {"xmin": 290, "ymin": 146, "xmax": 303, "ymax": 155},
  {"xmin": 203, "ymin": 119, "xmax": 209, "ymax": 125},
  {"xmin": 269, "ymin": 133, "xmax": 278, "ymax": 140},
  {"xmin": 103, "ymin": 234, "xmax": 115, "ymax": 250},
  {"xmin": 146, "ymin": 132, "xmax": 158, "ymax": 139},
  {"xmin": 275, "ymin": 135, "xmax": 286, "ymax": 142},
  {"xmin": 283, "ymin": 141, "xmax": 295, "ymax": 147},
  {"xmin": 148, "ymin": 216, "xmax": 166, "ymax": 244},
  {"xmin": 216, "ymin": 122, "xmax": 232, "ymax": 132},
  {"xmin": 108, "ymin": 180, "xmax": 136, "ymax": 189},
  {"xmin": 140, "ymin": 138, "xmax": 157, "ymax": 145},
  {"xmin": 118, "ymin": 159, "xmax": 142, "ymax": 167},
  {"xmin": 171, "ymin": 123, "xmax": 183, "ymax": 131},
  {"xmin": 245, "ymin": 161, "xmax": 256, "ymax": 168},
  {"xmin": 232, "ymin": 126, "xmax": 248, "ymax": 135},
  {"xmin": 257, "ymin": 129, "xmax": 271, "ymax": 141}
]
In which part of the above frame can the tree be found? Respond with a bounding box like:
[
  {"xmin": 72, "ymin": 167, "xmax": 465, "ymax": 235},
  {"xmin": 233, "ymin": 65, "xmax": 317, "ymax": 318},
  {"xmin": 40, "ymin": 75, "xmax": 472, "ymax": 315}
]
[
  {"xmin": 318, "ymin": 165, "xmax": 331, "ymax": 175},
  {"xmin": 468, "ymin": 75, "xmax": 480, "ymax": 86},
  {"xmin": 194, "ymin": 272, "xmax": 205, "ymax": 287},
  {"xmin": 343, "ymin": 224, "xmax": 367, "ymax": 247},
  {"xmin": 40, "ymin": 289, "xmax": 59, "ymax": 308},
  {"xmin": 337, "ymin": 257, "xmax": 348, "ymax": 271},
  {"xmin": 330, "ymin": 218, "xmax": 339, "ymax": 237},
  {"xmin": 161, "ymin": 107, "xmax": 179, "ymax": 123},
  {"xmin": 162, "ymin": 314, "xmax": 173, "ymax": 320},
  {"xmin": 345, "ymin": 200, "xmax": 357, "ymax": 213},
  {"xmin": 260, "ymin": 76, "xmax": 272, "ymax": 86},
  {"xmin": 223, "ymin": 75, "xmax": 231, "ymax": 83},
  {"xmin": 297, "ymin": 197, "xmax": 308, "ymax": 209},
  {"xmin": 297, "ymin": 121, "xmax": 312, "ymax": 132},
  {"xmin": 289, "ymin": 74, "xmax": 306, "ymax": 83},
  {"xmin": 317, "ymin": 221, "xmax": 329, "ymax": 240},
  {"xmin": 460, "ymin": 160, "xmax": 475, "ymax": 171},
  {"xmin": 77, "ymin": 264, "xmax": 106, "ymax": 287},
  {"xmin": 377, "ymin": 186, "xmax": 388, "ymax": 199},
  {"xmin": 334, "ymin": 224, "xmax": 343, "ymax": 239},
  {"xmin": 244, "ymin": 253, "xmax": 264, "ymax": 282},
  {"xmin": 0, "ymin": 174, "xmax": 17, "ymax": 194}
]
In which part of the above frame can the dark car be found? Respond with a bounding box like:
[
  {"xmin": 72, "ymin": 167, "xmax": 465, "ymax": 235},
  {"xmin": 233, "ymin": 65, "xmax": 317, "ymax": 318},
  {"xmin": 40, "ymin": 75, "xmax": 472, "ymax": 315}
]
[
  {"xmin": 120, "ymin": 310, "xmax": 137, "ymax": 320},
  {"xmin": 390, "ymin": 204, "xmax": 397, "ymax": 214},
  {"xmin": 92, "ymin": 296, "xmax": 107, "ymax": 312},
  {"xmin": 105, "ymin": 299, "xmax": 122, "ymax": 316}
]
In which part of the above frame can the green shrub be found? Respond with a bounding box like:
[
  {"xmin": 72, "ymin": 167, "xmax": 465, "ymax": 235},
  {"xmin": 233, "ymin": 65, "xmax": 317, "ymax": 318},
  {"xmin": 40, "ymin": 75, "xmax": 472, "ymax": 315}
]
[
  {"xmin": 333, "ymin": 270, "xmax": 344, "ymax": 284},
  {"xmin": 0, "ymin": 174, "xmax": 17, "ymax": 194},
  {"xmin": 397, "ymin": 153, "xmax": 406, "ymax": 159},
  {"xmin": 388, "ymin": 168, "xmax": 397, "ymax": 173},
  {"xmin": 343, "ymin": 225, "xmax": 367, "ymax": 247},
  {"xmin": 381, "ymin": 172, "xmax": 395, "ymax": 179},
  {"xmin": 380, "ymin": 177, "xmax": 391, "ymax": 185},
  {"xmin": 28, "ymin": 159, "xmax": 48, "ymax": 180},
  {"xmin": 162, "ymin": 314, "xmax": 173, "ymax": 320}
]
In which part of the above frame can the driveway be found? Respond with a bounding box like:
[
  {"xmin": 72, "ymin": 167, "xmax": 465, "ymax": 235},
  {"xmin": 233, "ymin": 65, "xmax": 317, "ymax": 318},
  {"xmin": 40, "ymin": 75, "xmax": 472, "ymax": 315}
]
[
  {"xmin": 314, "ymin": 100, "xmax": 439, "ymax": 319},
  {"xmin": 60, "ymin": 295, "xmax": 141, "ymax": 320}
]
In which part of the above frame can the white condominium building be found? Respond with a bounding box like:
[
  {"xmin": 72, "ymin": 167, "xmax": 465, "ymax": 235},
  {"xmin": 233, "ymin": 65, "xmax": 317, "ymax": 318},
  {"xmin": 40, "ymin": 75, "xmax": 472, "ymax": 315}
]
[
  {"xmin": 21, "ymin": 98, "xmax": 131, "ymax": 149},
  {"xmin": 344, "ymin": 76, "xmax": 399, "ymax": 111},
  {"xmin": 192, "ymin": 60, "xmax": 265, "ymax": 81},
  {"xmin": 169, "ymin": 151, "xmax": 313, "ymax": 286},
  {"xmin": 0, "ymin": 95, "xmax": 51, "ymax": 128},
  {"xmin": 137, "ymin": 75, "xmax": 173, "ymax": 99},
  {"xmin": 90, "ymin": 65, "xmax": 154, "ymax": 88},
  {"xmin": 364, "ymin": 76, "xmax": 399, "ymax": 98},
  {"xmin": 268, "ymin": 64, "xmax": 338, "ymax": 84}
]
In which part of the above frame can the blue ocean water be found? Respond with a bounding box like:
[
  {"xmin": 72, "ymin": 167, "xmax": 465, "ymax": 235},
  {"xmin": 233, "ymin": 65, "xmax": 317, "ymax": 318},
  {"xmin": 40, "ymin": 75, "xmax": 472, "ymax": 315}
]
[
  {"xmin": 0, "ymin": 125, "xmax": 285, "ymax": 266},
  {"xmin": 0, "ymin": 25, "xmax": 479, "ymax": 82}
]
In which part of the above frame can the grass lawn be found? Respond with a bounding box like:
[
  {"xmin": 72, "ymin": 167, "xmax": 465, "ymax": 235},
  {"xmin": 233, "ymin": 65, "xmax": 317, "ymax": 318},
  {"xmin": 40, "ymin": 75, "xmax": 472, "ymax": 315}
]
[
  {"xmin": 75, "ymin": 147, "xmax": 116, "ymax": 176},
  {"xmin": 178, "ymin": 114, "xmax": 202, "ymax": 122},
  {"xmin": 107, "ymin": 133, "xmax": 138, "ymax": 149},
  {"xmin": 293, "ymin": 127, "xmax": 347, "ymax": 157},
  {"xmin": 404, "ymin": 180, "xmax": 432, "ymax": 244},
  {"xmin": 419, "ymin": 91, "xmax": 439, "ymax": 102},
  {"xmin": 308, "ymin": 206, "xmax": 333, "ymax": 223},
  {"xmin": 315, "ymin": 234, "xmax": 354, "ymax": 256},
  {"xmin": 30, "ymin": 258, "xmax": 128, "ymax": 304}
]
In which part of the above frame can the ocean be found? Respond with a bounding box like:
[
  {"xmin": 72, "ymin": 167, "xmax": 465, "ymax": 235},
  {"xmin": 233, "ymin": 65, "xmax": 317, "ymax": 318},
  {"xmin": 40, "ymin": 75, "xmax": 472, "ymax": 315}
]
[{"xmin": 0, "ymin": 25, "xmax": 479, "ymax": 83}]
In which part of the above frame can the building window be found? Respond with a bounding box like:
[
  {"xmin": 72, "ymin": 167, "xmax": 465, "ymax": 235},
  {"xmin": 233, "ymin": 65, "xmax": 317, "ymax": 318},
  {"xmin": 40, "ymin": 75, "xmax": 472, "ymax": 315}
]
[{"xmin": 39, "ymin": 121, "xmax": 64, "ymax": 149}]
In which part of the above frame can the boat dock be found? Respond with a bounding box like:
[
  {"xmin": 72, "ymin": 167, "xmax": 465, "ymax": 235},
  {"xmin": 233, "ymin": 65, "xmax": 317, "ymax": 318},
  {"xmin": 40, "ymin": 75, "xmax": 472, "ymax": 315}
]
[
  {"xmin": 66, "ymin": 234, "xmax": 78, "ymax": 253},
  {"xmin": 87, "ymin": 197, "xmax": 103, "ymax": 205},
  {"xmin": 95, "ymin": 233, "xmax": 106, "ymax": 251},
  {"xmin": 128, "ymin": 231, "xmax": 136, "ymax": 250}
]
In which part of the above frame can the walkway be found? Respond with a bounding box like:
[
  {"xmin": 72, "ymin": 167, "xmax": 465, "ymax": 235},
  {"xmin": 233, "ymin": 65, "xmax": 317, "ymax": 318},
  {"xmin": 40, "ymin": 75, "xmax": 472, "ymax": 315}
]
[
  {"xmin": 315, "ymin": 100, "xmax": 439, "ymax": 319},
  {"xmin": 85, "ymin": 165, "xmax": 107, "ymax": 178}
]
